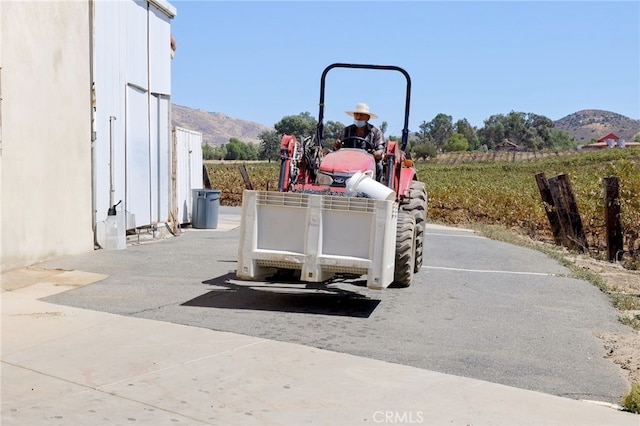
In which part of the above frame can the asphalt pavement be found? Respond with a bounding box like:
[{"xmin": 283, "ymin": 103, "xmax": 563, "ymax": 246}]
[{"xmin": 2, "ymin": 206, "xmax": 638, "ymax": 425}]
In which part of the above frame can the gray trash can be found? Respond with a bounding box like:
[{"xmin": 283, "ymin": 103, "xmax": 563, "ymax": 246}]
[{"xmin": 191, "ymin": 189, "xmax": 221, "ymax": 229}]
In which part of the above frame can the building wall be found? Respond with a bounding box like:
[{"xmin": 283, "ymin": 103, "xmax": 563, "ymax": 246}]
[
  {"xmin": 0, "ymin": 1, "xmax": 93, "ymax": 272},
  {"xmin": 92, "ymin": 0, "xmax": 175, "ymax": 233},
  {"xmin": 0, "ymin": 0, "xmax": 177, "ymax": 273}
]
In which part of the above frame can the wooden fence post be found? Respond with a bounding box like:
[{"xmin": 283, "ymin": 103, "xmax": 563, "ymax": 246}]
[
  {"xmin": 203, "ymin": 164, "xmax": 212, "ymax": 189},
  {"xmin": 548, "ymin": 175, "xmax": 573, "ymax": 249},
  {"xmin": 558, "ymin": 174, "xmax": 588, "ymax": 252},
  {"xmin": 535, "ymin": 173, "xmax": 563, "ymax": 245},
  {"xmin": 547, "ymin": 174, "xmax": 588, "ymax": 252},
  {"xmin": 604, "ymin": 176, "xmax": 624, "ymax": 262},
  {"xmin": 238, "ymin": 164, "xmax": 254, "ymax": 190}
]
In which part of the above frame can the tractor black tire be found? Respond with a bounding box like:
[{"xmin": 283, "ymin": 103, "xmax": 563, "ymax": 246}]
[
  {"xmin": 400, "ymin": 180, "xmax": 427, "ymax": 272},
  {"xmin": 393, "ymin": 211, "xmax": 416, "ymax": 287}
]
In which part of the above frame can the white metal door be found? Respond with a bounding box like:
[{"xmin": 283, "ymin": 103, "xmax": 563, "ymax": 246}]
[
  {"xmin": 126, "ymin": 84, "xmax": 150, "ymax": 227},
  {"xmin": 174, "ymin": 126, "xmax": 203, "ymax": 225},
  {"xmin": 150, "ymin": 93, "xmax": 170, "ymax": 223}
]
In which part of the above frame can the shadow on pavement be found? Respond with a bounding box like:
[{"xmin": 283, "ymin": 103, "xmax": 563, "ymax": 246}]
[{"xmin": 181, "ymin": 272, "xmax": 381, "ymax": 318}]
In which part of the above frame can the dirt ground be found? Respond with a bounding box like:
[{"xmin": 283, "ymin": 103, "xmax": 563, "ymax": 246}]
[{"xmin": 568, "ymin": 255, "xmax": 640, "ymax": 387}]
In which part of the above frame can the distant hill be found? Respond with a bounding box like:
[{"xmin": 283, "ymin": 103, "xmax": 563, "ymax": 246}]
[
  {"xmin": 171, "ymin": 104, "xmax": 274, "ymax": 146},
  {"xmin": 172, "ymin": 104, "xmax": 640, "ymax": 147},
  {"xmin": 554, "ymin": 109, "xmax": 640, "ymax": 143}
]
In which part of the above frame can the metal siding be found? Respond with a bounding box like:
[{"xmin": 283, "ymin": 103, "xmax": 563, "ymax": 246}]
[
  {"xmin": 126, "ymin": 84, "xmax": 151, "ymax": 226},
  {"xmin": 175, "ymin": 127, "xmax": 190, "ymax": 224},
  {"xmin": 93, "ymin": 0, "xmax": 174, "ymax": 231},
  {"xmin": 174, "ymin": 127, "xmax": 203, "ymax": 224},
  {"xmin": 126, "ymin": 0, "xmax": 148, "ymax": 89},
  {"xmin": 157, "ymin": 96, "xmax": 171, "ymax": 221},
  {"xmin": 1, "ymin": 0, "xmax": 176, "ymax": 269},
  {"xmin": 149, "ymin": 93, "xmax": 171, "ymax": 223},
  {"xmin": 149, "ymin": 0, "xmax": 177, "ymax": 18},
  {"xmin": 190, "ymin": 132, "xmax": 203, "ymax": 188},
  {"xmin": 149, "ymin": 4, "xmax": 171, "ymax": 94},
  {"xmin": 94, "ymin": 0, "xmax": 127, "ymax": 223},
  {"xmin": 149, "ymin": 94, "xmax": 159, "ymax": 223}
]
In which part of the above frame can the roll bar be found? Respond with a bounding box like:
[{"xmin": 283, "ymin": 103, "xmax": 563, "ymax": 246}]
[{"xmin": 316, "ymin": 63, "xmax": 412, "ymax": 151}]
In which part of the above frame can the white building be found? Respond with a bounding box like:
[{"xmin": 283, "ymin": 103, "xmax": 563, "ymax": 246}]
[{"xmin": 0, "ymin": 0, "xmax": 200, "ymax": 273}]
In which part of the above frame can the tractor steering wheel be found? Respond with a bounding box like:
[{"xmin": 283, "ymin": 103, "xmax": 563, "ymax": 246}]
[{"xmin": 339, "ymin": 136, "xmax": 374, "ymax": 151}]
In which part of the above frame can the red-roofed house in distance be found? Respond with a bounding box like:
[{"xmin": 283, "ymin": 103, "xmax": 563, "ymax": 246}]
[{"xmin": 582, "ymin": 132, "xmax": 640, "ymax": 149}]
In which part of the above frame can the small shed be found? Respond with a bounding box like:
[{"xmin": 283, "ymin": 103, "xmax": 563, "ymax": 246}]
[{"xmin": 495, "ymin": 139, "xmax": 521, "ymax": 151}]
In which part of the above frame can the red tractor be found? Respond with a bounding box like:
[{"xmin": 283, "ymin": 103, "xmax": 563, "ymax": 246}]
[{"xmin": 237, "ymin": 63, "xmax": 426, "ymax": 288}]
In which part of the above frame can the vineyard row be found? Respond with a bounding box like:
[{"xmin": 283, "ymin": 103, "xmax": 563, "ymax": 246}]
[{"xmin": 205, "ymin": 148, "xmax": 640, "ymax": 268}]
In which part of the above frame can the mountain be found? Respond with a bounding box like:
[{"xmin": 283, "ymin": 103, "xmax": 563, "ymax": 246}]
[
  {"xmin": 554, "ymin": 109, "xmax": 640, "ymax": 143},
  {"xmin": 172, "ymin": 104, "xmax": 640, "ymax": 147},
  {"xmin": 171, "ymin": 104, "xmax": 274, "ymax": 146}
]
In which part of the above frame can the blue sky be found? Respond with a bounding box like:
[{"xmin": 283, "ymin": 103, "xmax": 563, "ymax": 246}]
[{"xmin": 170, "ymin": 1, "xmax": 639, "ymax": 137}]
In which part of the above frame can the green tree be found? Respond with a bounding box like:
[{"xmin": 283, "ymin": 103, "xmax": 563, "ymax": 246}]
[
  {"xmin": 477, "ymin": 111, "xmax": 555, "ymax": 150},
  {"xmin": 214, "ymin": 146, "xmax": 226, "ymax": 159},
  {"xmin": 223, "ymin": 139, "xmax": 243, "ymax": 160},
  {"xmin": 322, "ymin": 120, "xmax": 345, "ymax": 148},
  {"xmin": 478, "ymin": 114, "xmax": 506, "ymax": 149},
  {"xmin": 424, "ymin": 113, "xmax": 453, "ymax": 150},
  {"xmin": 443, "ymin": 133, "xmax": 469, "ymax": 152},
  {"xmin": 244, "ymin": 141, "xmax": 259, "ymax": 159},
  {"xmin": 417, "ymin": 120, "xmax": 430, "ymax": 143},
  {"xmin": 223, "ymin": 138, "xmax": 258, "ymax": 160},
  {"xmin": 274, "ymin": 112, "xmax": 317, "ymax": 140},
  {"xmin": 524, "ymin": 113, "xmax": 554, "ymax": 150},
  {"xmin": 405, "ymin": 137, "xmax": 417, "ymax": 153},
  {"xmin": 202, "ymin": 143, "xmax": 215, "ymax": 160},
  {"xmin": 258, "ymin": 130, "xmax": 281, "ymax": 161},
  {"xmin": 504, "ymin": 111, "xmax": 527, "ymax": 144},
  {"xmin": 412, "ymin": 142, "xmax": 438, "ymax": 160},
  {"xmin": 202, "ymin": 143, "xmax": 225, "ymax": 160},
  {"xmin": 454, "ymin": 118, "xmax": 478, "ymax": 150},
  {"xmin": 549, "ymin": 129, "xmax": 577, "ymax": 148}
]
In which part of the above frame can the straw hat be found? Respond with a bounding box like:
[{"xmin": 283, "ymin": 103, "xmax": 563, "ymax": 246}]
[{"xmin": 345, "ymin": 103, "xmax": 378, "ymax": 120}]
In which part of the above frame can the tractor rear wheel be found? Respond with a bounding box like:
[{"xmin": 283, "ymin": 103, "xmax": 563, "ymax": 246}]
[
  {"xmin": 393, "ymin": 211, "xmax": 416, "ymax": 287},
  {"xmin": 400, "ymin": 181, "xmax": 427, "ymax": 272}
]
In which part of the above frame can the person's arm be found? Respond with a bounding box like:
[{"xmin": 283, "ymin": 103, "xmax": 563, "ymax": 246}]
[
  {"xmin": 371, "ymin": 127, "xmax": 385, "ymax": 160},
  {"xmin": 334, "ymin": 127, "xmax": 347, "ymax": 150}
]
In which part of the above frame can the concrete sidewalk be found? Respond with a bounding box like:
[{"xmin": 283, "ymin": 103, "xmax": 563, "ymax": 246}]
[{"xmin": 2, "ymin": 214, "xmax": 638, "ymax": 425}]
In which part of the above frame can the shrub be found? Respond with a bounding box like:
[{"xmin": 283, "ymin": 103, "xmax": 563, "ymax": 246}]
[{"xmin": 622, "ymin": 382, "xmax": 640, "ymax": 414}]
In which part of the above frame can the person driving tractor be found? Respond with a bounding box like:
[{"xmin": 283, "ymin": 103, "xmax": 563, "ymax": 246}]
[{"xmin": 334, "ymin": 103, "xmax": 385, "ymax": 181}]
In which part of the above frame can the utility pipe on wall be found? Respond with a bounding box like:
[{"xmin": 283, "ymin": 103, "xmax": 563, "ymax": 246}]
[{"xmin": 109, "ymin": 115, "xmax": 116, "ymax": 210}]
